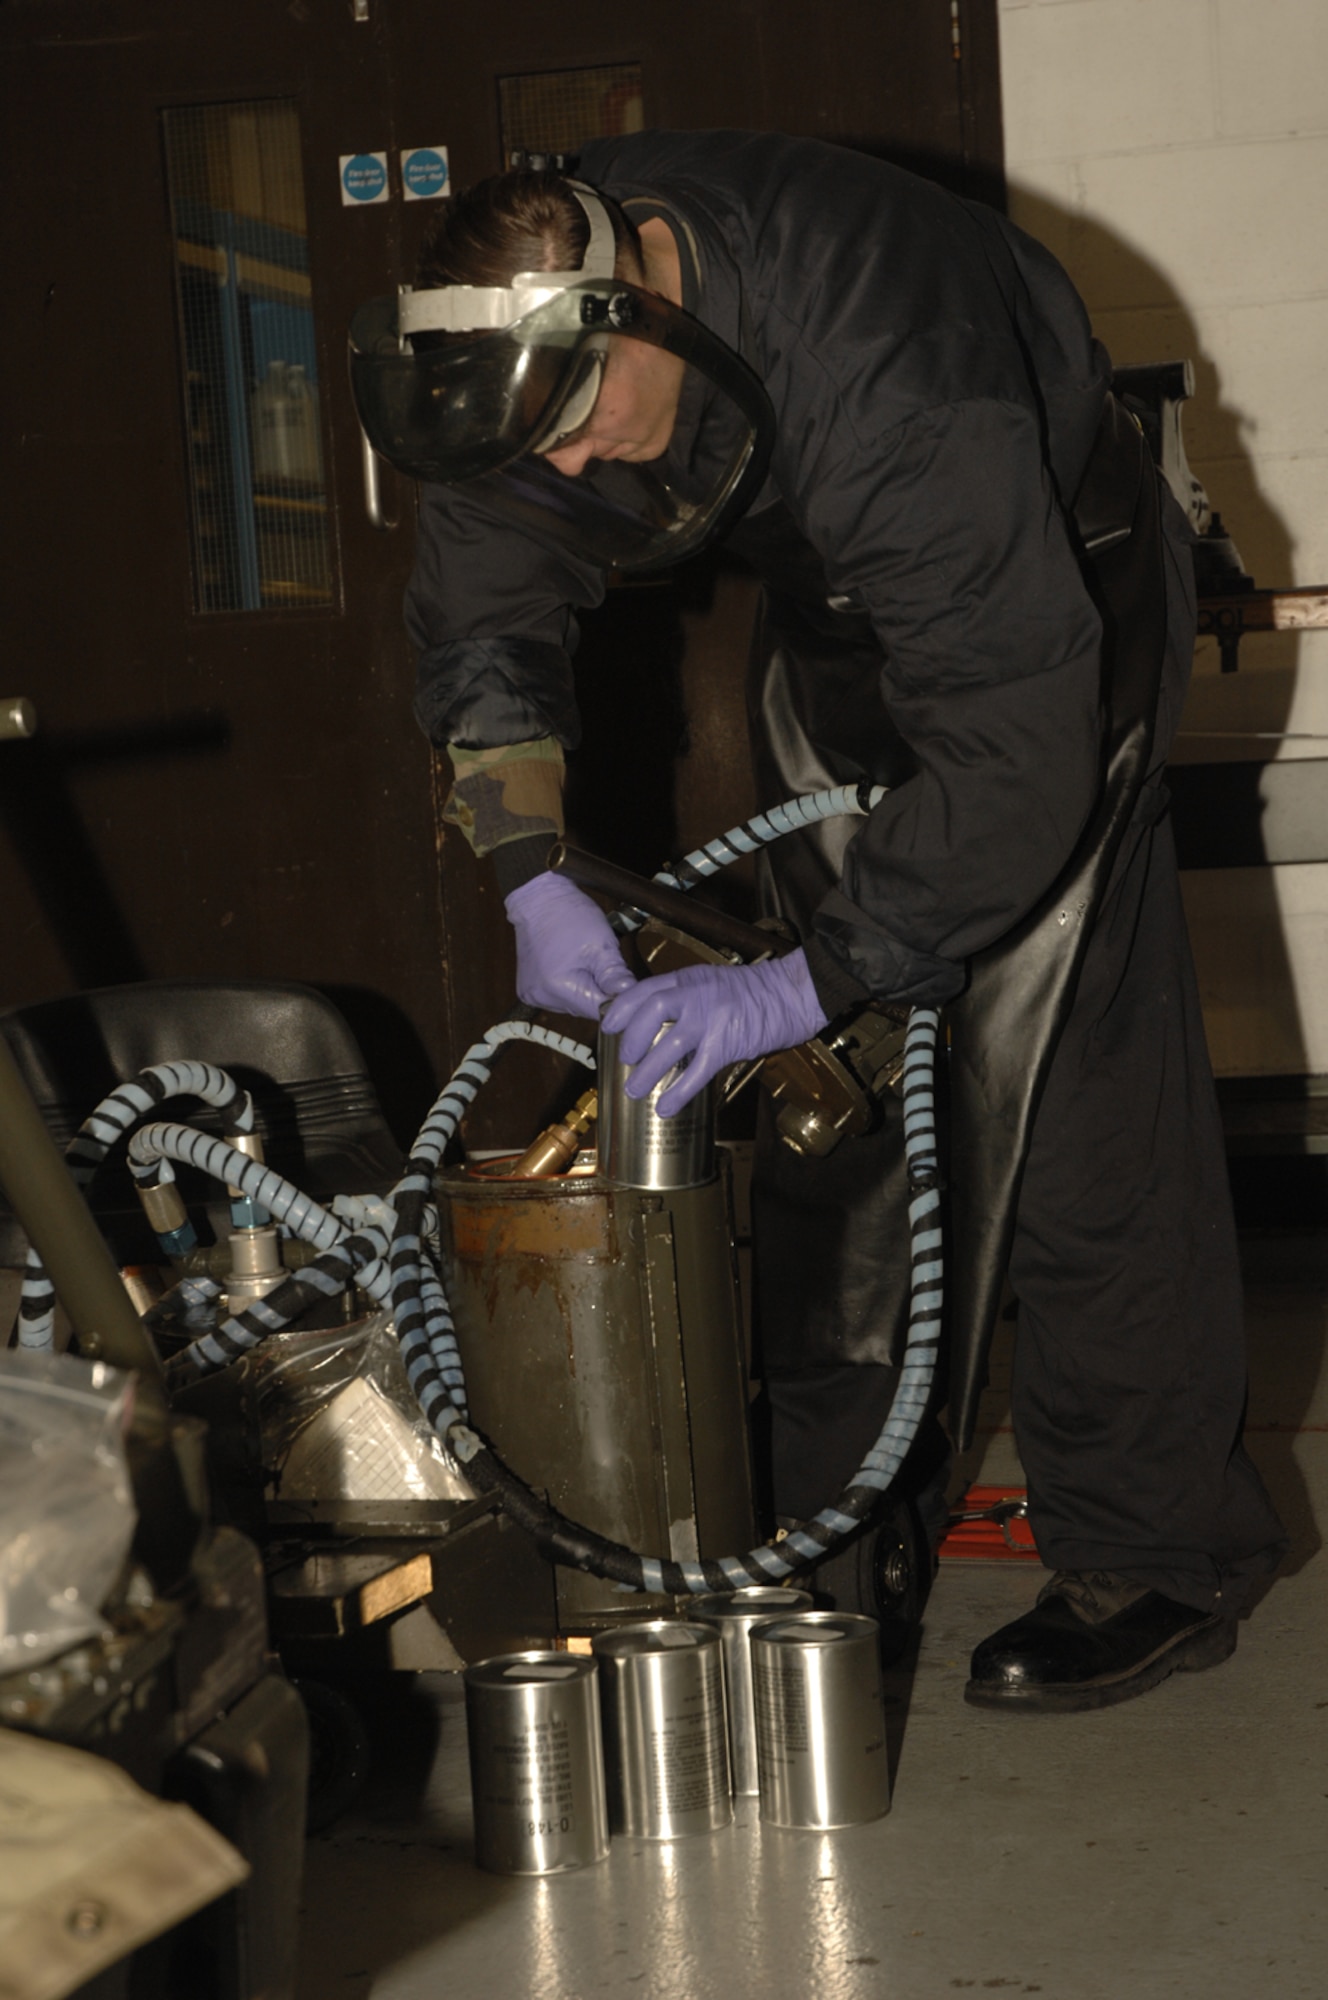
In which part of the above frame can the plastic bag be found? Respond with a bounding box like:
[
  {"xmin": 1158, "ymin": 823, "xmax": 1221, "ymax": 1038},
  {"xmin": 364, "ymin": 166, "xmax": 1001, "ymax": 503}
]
[
  {"xmin": 0, "ymin": 1351, "xmax": 137, "ymax": 1674},
  {"xmin": 250, "ymin": 1310, "xmax": 473, "ymax": 1505}
]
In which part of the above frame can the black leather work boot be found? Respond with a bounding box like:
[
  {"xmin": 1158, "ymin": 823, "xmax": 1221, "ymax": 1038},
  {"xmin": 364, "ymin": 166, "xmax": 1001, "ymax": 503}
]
[{"xmin": 964, "ymin": 1569, "xmax": 1238, "ymax": 1713}]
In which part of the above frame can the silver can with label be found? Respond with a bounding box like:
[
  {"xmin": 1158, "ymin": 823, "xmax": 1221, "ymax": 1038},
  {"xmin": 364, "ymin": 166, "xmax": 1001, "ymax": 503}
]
[
  {"xmin": 751, "ymin": 1611, "xmax": 890, "ymax": 1830},
  {"xmin": 463, "ymin": 1651, "xmax": 609, "ymax": 1874},
  {"xmin": 598, "ymin": 1026, "xmax": 715, "ymax": 1190},
  {"xmin": 592, "ymin": 1620, "xmax": 732, "ymax": 1838},
  {"xmin": 688, "ymin": 1586, "xmax": 814, "ymax": 1796}
]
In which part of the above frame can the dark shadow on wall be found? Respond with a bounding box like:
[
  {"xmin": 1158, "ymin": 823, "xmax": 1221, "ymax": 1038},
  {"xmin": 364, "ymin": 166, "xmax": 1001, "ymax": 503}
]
[
  {"xmin": 1009, "ymin": 182, "xmax": 1309, "ymax": 1081},
  {"xmin": 1011, "ymin": 182, "xmax": 1302, "ymax": 679}
]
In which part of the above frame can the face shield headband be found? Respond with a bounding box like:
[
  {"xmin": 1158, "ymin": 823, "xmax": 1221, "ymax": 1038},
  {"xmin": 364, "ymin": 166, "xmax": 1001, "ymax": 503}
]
[{"xmin": 348, "ymin": 197, "xmax": 774, "ymax": 573}]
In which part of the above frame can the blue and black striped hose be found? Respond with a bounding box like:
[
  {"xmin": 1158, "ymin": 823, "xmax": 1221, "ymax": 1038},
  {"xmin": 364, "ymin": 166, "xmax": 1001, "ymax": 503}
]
[
  {"xmin": 16, "ymin": 1060, "xmax": 255, "ymax": 1352},
  {"xmin": 409, "ymin": 1005, "xmax": 942, "ymax": 1594}
]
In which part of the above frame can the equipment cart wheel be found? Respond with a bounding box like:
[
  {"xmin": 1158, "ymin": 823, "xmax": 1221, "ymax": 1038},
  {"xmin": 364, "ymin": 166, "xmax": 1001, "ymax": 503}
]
[
  {"xmin": 293, "ymin": 1677, "xmax": 372, "ymax": 1832},
  {"xmin": 870, "ymin": 1495, "xmax": 934, "ymax": 1667},
  {"xmin": 801, "ymin": 1494, "xmax": 933, "ymax": 1665}
]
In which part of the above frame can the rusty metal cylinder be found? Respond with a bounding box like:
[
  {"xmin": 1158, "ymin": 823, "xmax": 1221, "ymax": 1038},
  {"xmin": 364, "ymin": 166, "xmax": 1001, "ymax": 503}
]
[{"xmin": 437, "ymin": 1163, "xmax": 755, "ymax": 1631}]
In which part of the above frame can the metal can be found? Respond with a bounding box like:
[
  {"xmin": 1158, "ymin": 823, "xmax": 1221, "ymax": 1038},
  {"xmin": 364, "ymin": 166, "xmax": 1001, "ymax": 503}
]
[
  {"xmin": 598, "ymin": 1026, "xmax": 715, "ymax": 1190},
  {"xmin": 463, "ymin": 1651, "xmax": 609, "ymax": 1874},
  {"xmin": 592, "ymin": 1620, "xmax": 732, "ymax": 1838},
  {"xmin": 688, "ymin": 1586, "xmax": 814, "ymax": 1796},
  {"xmin": 751, "ymin": 1611, "xmax": 890, "ymax": 1830}
]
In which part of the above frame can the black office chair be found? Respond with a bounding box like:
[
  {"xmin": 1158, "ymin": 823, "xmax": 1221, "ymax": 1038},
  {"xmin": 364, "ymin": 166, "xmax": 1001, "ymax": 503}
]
[{"xmin": 0, "ymin": 980, "xmax": 408, "ymax": 1266}]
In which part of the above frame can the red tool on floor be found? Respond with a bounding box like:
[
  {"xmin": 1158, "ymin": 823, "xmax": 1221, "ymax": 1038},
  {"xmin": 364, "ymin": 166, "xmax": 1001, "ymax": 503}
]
[{"xmin": 939, "ymin": 1486, "xmax": 1039, "ymax": 1561}]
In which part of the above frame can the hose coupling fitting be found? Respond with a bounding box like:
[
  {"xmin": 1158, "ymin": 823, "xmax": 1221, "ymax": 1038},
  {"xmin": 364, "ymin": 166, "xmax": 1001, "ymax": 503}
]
[
  {"xmin": 136, "ymin": 1176, "xmax": 197, "ymax": 1257},
  {"xmin": 223, "ymin": 1223, "xmax": 286, "ymax": 1311},
  {"xmin": 508, "ymin": 1088, "xmax": 598, "ymax": 1178},
  {"xmin": 225, "ymin": 1130, "xmax": 271, "ymax": 1229}
]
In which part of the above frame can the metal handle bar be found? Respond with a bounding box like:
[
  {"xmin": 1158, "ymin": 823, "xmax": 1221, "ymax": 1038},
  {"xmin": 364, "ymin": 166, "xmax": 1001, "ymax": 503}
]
[
  {"xmin": 546, "ymin": 841, "xmax": 792, "ymax": 964},
  {"xmin": 360, "ymin": 426, "xmax": 397, "ymax": 532}
]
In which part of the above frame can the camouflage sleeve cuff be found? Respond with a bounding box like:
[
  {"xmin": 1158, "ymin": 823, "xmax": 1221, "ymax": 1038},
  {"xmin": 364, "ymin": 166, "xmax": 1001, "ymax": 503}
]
[{"xmin": 441, "ymin": 737, "xmax": 566, "ymax": 857}]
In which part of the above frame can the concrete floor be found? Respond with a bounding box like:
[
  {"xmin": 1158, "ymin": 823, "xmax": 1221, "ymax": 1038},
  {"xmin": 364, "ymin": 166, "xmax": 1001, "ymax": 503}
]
[{"xmin": 296, "ymin": 1238, "xmax": 1328, "ymax": 2000}]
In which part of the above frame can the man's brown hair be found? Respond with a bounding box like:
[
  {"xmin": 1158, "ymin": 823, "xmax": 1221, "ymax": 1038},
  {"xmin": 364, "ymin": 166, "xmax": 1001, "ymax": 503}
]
[{"xmin": 416, "ymin": 168, "xmax": 639, "ymax": 290}]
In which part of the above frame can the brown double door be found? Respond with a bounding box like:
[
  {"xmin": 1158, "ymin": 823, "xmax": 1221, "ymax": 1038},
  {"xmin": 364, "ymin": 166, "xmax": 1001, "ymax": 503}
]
[{"xmin": 0, "ymin": 1, "xmax": 999, "ymax": 1135}]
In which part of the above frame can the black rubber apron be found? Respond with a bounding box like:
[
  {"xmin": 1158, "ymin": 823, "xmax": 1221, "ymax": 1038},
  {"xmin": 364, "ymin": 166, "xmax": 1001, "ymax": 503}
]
[{"xmin": 740, "ymin": 396, "xmax": 1165, "ymax": 1454}]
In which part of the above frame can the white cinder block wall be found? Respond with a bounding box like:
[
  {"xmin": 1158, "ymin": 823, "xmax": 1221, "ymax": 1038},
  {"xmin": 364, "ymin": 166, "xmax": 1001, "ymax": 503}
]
[{"xmin": 997, "ymin": 0, "xmax": 1328, "ymax": 1076}]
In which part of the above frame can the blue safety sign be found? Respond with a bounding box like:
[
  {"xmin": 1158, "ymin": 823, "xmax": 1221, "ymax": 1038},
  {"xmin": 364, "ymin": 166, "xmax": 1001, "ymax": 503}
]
[
  {"xmin": 401, "ymin": 146, "xmax": 450, "ymax": 202},
  {"xmin": 340, "ymin": 152, "xmax": 390, "ymax": 206}
]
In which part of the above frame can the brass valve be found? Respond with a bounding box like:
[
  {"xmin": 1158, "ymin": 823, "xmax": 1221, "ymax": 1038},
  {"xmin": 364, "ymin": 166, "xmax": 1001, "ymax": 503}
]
[{"xmin": 508, "ymin": 1089, "xmax": 599, "ymax": 1178}]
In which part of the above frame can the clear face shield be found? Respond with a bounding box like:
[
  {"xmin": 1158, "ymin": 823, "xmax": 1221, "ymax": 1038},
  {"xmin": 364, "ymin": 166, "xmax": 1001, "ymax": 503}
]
[{"xmin": 348, "ymin": 201, "xmax": 774, "ymax": 573}]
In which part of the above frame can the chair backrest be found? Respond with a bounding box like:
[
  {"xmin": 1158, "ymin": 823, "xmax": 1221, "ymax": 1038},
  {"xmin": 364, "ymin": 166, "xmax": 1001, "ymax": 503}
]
[{"xmin": 0, "ymin": 980, "xmax": 407, "ymax": 1266}]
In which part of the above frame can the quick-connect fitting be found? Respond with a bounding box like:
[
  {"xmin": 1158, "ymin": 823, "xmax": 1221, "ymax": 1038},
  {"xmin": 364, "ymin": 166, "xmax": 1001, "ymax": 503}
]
[
  {"xmin": 222, "ymin": 1130, "xmax": 281, "ymax": 1308},
  {"xmin": 136, "ymin": 1175, "xmax": 197, "ymax": 1258},
  {"xmin": 222, "ymin": 1222, "xmax": 286, "ymax": 1312},
  {"xmin": 171, "ymin": 1237, "xmax": 322, "ymax": 1282},
  {"xmin": 508, "ymin": 1088, "xmax": 598, "ymax": 1178},
  {"xmin": 226, "ymin": 1130, "xmax": 271, "ymax": 1229}
]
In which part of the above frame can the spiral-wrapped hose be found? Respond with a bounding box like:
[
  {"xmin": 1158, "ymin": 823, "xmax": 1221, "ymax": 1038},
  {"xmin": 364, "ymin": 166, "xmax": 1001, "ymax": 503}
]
[
  {"xmin": 654, "ymin": 782, "xmax": 887, "ymax": 891},
  {"xmin": 17, "ymin": 1061, "xmax": 254, "ymax": 1352},
  {"xmin": 396, "ymin": 1008, "xmax": 941, "ymax": 1594},
  {"xmin": 153, "ymin": 1020, "xmax": 593, "ymax": 1390}
]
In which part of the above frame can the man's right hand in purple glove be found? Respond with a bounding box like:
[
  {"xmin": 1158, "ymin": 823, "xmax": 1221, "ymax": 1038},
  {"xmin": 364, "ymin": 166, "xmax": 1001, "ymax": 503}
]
[
  {"xmin": 600, "ymin": 949, "xmax": 829, "ymax": 1116},
  {"xmin": 504, "ymin": 872, "xmax": 636, "ymax": 1020}
]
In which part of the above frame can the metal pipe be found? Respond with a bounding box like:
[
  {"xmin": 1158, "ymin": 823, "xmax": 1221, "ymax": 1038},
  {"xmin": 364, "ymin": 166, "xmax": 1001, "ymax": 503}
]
[
  {"xmin": 545, "ymin": 841, "xmax": 791, "ymax": 963},
  {"xmin": 0, "ymin": 1035, "xmax": 166, "ymax": 1400}
]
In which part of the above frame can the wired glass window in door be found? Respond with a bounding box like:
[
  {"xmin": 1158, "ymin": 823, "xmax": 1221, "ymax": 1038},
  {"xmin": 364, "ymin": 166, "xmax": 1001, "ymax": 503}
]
[
  {"xmin": 498, "ymin": 64, "xmax": 644, "ymax": 160},
  {"xmin": 163, "ymin": 101, "xmax": 333, "ymax": 613}
]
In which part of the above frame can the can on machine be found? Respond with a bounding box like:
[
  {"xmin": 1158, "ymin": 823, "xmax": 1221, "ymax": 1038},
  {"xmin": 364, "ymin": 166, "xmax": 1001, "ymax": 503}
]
[
  {"xmin": 598, "ymin": 1026, "xmax": 716, "ymax": 1191},
  {"xmin": 463, "ymin": 1650, "xmax": 610, "ymax": 1874},
  {"xmin": 751, "ymin": 1610, "xmax": 890, "ymax": 1830},
  {"xmin": 688, "ymin": 1586, "xmax": 814, "ymax": 1796},
  {"xmin": 592, "ymin": 1620, "xmax": 732, "ymax": 1838}
]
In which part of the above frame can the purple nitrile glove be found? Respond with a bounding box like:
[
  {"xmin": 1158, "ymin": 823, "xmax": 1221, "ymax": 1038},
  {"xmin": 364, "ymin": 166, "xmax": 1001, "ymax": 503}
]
[
  {"xmin": 599, "ymin": 950, "xmax": 829, "ymax": 1117},
  {"xmin": 504, "ymin": 872, "xmax": 636, "ymax": 1020}
]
